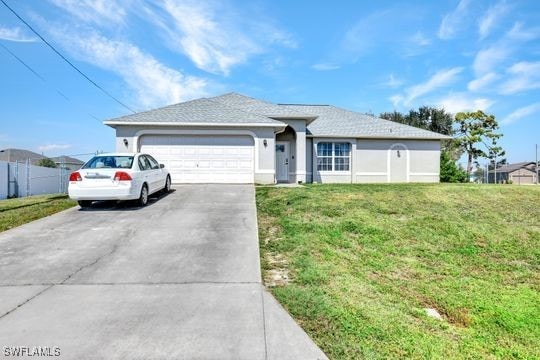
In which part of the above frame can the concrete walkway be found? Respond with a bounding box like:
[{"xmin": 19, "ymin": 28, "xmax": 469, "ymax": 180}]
[{"xmin": 0, "ymin": 185, "xmax": 326, "ymax": 359}]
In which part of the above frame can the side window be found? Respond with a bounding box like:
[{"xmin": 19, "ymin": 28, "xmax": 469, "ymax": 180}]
[
  {"xmin": 146, "ymin": 155, "xmax": 160, "ymax": 170},
  {"xmin": 138, "ymin": 156, "xmax": 151, "ymax": 171}
]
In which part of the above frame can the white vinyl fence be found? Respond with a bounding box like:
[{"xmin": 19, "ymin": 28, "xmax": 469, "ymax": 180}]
[{"xmin": 0, "ymin": 160, "xmax": 69, "ymax": 199}]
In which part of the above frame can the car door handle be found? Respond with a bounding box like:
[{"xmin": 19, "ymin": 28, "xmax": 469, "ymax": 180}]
[{"xmin": 285, "ymin": 159, "xmax": 289, "ymax": 165}]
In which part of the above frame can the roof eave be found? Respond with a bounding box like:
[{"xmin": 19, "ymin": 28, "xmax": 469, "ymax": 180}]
[
  {"xmin": 103, "ymin": 121, "xmax": 286, "ymax": 128},
  {"xmin": 306, "ymin": 134, "xmax": 452, "ymax": 140}
]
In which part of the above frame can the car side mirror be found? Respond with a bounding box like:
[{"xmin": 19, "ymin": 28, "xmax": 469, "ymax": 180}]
[{"xmin": 160, "ymin": 164, "xmax": 165, "ymax": 169}]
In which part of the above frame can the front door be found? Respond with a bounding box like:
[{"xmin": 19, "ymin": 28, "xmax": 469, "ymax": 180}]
[{"xmin": 275, "ymin": 142, "xmax": 289, "ymax": 182}]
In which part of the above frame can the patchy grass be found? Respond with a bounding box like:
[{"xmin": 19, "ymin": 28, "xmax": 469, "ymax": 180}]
[
  {"xmin": 0, "ymin": 194, "xmax": 76, "ymax": 232},
  {"xmin": 256, "ymin": 184, "xmax": 540, "ymax": 359}
]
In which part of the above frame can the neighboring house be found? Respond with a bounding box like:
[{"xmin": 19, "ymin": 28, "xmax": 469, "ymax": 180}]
[
  {"xmin": 488, "ymin": 162, "xmax": 538, "ymax": 184},
  {"xmin": 50, "ymin": 156, "xmax": 84, "ymax": 170},
  {"xmin": 104, "ymin": 93, "xmax": 451, "ymax": 184},
  {"xmin": 0, "ymin": 148, "xmax": 47, "ymax": 165},
  {"xmin": 0, "ymin": 149, "xmax": 83, "ymax": 170}
]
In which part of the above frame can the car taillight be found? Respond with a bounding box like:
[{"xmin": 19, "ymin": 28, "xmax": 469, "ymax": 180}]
[
  {"xmin": 69, "ymin": 172, "xmax": 82, "ymax": 181},
  {"xmin": 114, "ymin": 171, "xmax": 132, "ymax": 181}
]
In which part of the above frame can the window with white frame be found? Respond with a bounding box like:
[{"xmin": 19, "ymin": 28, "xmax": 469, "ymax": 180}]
[{"xmin": 316, "ymin": 142, "xmax": 351, "ymax": 171}]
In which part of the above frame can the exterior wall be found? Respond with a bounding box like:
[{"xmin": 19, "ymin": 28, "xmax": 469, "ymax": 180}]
[
  {"xmin": 356, "ymin": 139, "xmax": 440, "ymax": 183},
  {"xmin": 113, "ymin": 125, "xmax": 278, "ymax": 184},
  {"xmin": 310, "ymin": 138, "xmax": 441, "ymax": 183},
  {"xmin": 306, "ymin": 138, "xmax": 313, "ymax": 183}
]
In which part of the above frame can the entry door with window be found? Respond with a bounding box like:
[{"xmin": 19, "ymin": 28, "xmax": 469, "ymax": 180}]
[{"xmin": 275, "ymin": 142, "xmax": 289, "ymax": 182}]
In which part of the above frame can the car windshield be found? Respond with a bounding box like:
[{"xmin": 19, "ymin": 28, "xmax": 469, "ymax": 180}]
[{"xmin": 83, "ymin": 156, "xmax": 134, "ymax": 169}]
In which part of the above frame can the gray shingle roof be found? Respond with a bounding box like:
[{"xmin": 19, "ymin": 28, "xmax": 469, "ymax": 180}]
[
  {"xmin": 0, "ymin": 148, "xmax": 46, "ymax": 164},
  {"xmin": 105, "ymin": 97, "xmax": 284, "ymax": 125},
  {"xmin": 104, "ymin": 93, "xmax": 451, "ymax": 140},
  {"xmin": 211, "ymin": 93, "xmax": 315, "ymax": 119},
  {"xmin": 50, "ymin": 156, "xmax": 84, "ymax": 165},
  {"xmin": 281, "ymin": 104, "xmax": 452, "ymax": 139},
  {"xmin": 488, "ymin": 162, "xmax": 536, "ymax": 173}
]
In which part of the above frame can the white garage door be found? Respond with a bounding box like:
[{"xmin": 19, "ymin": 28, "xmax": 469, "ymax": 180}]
[{"xmin": 139, "ymin": 135, "xmax": 254, "ymax": 183}]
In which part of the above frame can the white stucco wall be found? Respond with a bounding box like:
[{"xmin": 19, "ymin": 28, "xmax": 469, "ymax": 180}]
[{"xmin": 310, "ymin": 138, "xmax": 441, "ymax": 183}]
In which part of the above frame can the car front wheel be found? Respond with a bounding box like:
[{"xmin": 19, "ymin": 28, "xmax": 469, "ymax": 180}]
[{"xmin": 138, "ymin": 184, "xmax": 149, "ymax": 207}]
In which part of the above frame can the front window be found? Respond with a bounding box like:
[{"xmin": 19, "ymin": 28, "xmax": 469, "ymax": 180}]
[
  {"xmin": 316, "ymin": 142, "xmax": 350, "ymax": 171},
  {"xmin": 83, "ymin": 156, "xmax": 134, "ymax": 169}
]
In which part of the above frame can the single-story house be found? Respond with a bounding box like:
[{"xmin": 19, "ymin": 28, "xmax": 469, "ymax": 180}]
[
  {"xmin": 0, "ymin": 148, "xmax": 47, "ymax": 165},
  {"xmin": 488, "ymin": 162, "xmax": 538, "ymax": 184},
  {"xmin": 104, "ymin": 93, "xmax": 451, "ymax": 184},
  {"xmin": 50, "ymin": 156, "xmax": 84, "ymax": 170}
]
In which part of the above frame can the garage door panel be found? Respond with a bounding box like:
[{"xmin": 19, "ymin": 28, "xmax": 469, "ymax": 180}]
[{"xmin": 140, "ymin": 135, "xmax": 254, "ymax": 184}]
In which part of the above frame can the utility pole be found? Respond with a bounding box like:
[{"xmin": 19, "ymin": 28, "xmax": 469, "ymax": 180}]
[{"xmin": 535, "ymin": 144, "xmax": 538, "ymax": 185}]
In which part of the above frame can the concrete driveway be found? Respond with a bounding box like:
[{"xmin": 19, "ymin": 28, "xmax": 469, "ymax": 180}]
[{"xmin": 0, "ymin": 185, "xmax": 326, "ymax": 359}]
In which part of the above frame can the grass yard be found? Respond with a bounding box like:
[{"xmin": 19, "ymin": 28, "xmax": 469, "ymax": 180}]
[
  {"xmin": 256, "ymin": 184, "xmax": 540, "ymax": 359},
  {"xmin": 0, "ymin": 194, "xmax": 76, "ymax": 233}
]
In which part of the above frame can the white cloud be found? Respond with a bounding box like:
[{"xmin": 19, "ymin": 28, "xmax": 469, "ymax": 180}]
[
  {"xmin": 467, "ymin": 72, "xmax": 499, "ymax": 91},
  {"xmin": 392, "ymin": 67, "xmax": 463, "ymax": 107},
  {"xmin": 500, "ymin": 61, "xmax": 540, "ymax": 94},
  {"xmin": 49, "ymin": 0, "xmax": 127, "ymax": 26},
  {"xmin": 501, "ymin": 103, "xmax": 540, "ymax": 125},
  {"xmin": 438, "ymin": 0, "xmax": 471, "ymax": 40},
  {"xmin": 382, "ymin": 74, "xmax": 404, "ymax": 89},
  {"xmin": 473, "ymin": 44, "xmax": 511, "ymax": 75},
  {"xmin": 48, "ymin": 26, "xmax": 208, "ymax": 108},
  {"xmin": 437, "ymin": 93, "xmax": 494, "ymax": 114},
  {"xmin": 410, "ymin": 31, "xmax": 430, "ymax": 46},
  {"xmin": 506, "ymin": 22, "xmax": 540, "ymax": 41},
  {"xmin": 478, "ymin": 1, "xmax": 509, "ymax": 40},
  {"xmin": 38, "ymin": 144, "xmax": 71, "ymax": 152},
  {"xmin": 144, "ymin": 0, "xmax": 295, "ymax": 76},
  {"xmin": 0, "ymin": 26, "xmax": 37, "ymax": 42},
  {"xmin": 311, "ymin": 63, "xmax": 340, "ymax": 71}
]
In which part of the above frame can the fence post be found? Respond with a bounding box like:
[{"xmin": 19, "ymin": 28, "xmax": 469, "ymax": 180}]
[{"xmin": 26, "ymin": 158, "xmax": 30, "ymax": 197}]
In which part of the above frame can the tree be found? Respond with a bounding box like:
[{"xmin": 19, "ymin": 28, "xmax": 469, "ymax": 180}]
[
  {"xmin": 380, "ymin": 111, "xmax": 406, "ymax": 124},
  {"xmin": 454, "ymin": 111, "xmax": 504, "ymax": 180},
  {"xmin": 440, "ymin": 151, "xmax": 467, "ymax": 183},
  {"xmin": 37, "ymin": 158, "xmax": 57, "ymax": 168},
  {"xmin": 380, "ymin": 106, "xmax": 453, "ymax": 135},
  {"xmin": 472, "ymin": 165, "xmax": 486, "ymax": 183}
]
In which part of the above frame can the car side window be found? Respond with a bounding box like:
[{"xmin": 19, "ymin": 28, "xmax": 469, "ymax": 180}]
[
  {"xmin": 138, "ymin": 156, "xmax": 151, "ymax": 171},
  {"xmin": 146, "ymin": 155, "xmax": 160, "ymax": 170}
]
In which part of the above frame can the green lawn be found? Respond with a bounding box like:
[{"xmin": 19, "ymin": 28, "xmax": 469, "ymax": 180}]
[
  {"xmin": 256, "ymin": 184, "xmax": 540, "ymax": 359},
  {"xmin": 0, "ymin": 194, "xmax": 76, "ymax": 232}
]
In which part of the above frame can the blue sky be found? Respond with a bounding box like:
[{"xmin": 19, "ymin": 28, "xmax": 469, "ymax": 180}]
[{"xmin": 0, "ymin": 0, "xmax": 538, "ymax": 164}]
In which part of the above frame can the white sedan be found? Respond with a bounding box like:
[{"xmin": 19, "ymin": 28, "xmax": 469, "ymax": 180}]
[{"xmin": 68, "ymin": 153, "xmax": 171, "ymax": 208}]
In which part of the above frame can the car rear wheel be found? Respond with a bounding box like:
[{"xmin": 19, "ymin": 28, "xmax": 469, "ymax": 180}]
[
  {"xmin": 163, "ymin": 175, "xmax": 171, "ymax": 194},
  {"xmin": 78, "ymin": 200, "xmax": 92, "ymax": 208},
  {"xmin": 138, "ymin": 184, "xmax": 149, "ymax": 207}
]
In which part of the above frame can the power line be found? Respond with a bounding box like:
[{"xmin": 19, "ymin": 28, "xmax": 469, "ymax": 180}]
[
  {"xmin": 0, "ymin": 41, "xmax": 101, "ymax": 121},
  {"xmin": 0, "ymin": 0, "xmax": 136, "ymax": 114}
]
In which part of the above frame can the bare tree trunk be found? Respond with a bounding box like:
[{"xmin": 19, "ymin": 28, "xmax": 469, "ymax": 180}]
[{"xmin": 467, "ymin": 152, "xmax": 473, "ymax": 181}]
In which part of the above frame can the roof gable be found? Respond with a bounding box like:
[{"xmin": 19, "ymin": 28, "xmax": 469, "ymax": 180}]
[{"xmin": 105, "ymin": 97, "xmax": 285, "ymax": 126}]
